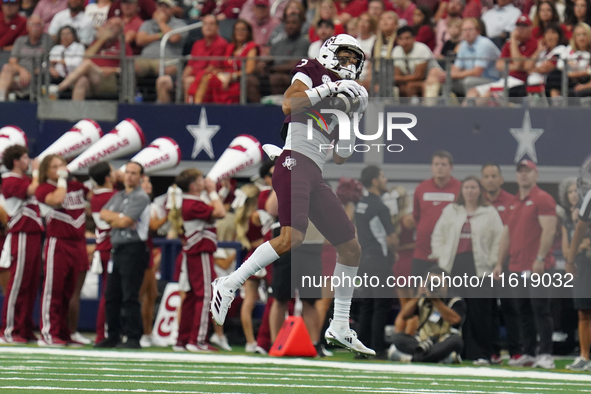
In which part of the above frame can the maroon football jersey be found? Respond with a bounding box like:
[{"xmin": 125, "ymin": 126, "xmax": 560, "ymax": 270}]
[
  {"xmin": 1, "ymin": 172, "xmax": 44, "ymax": 234},
  {"xmin": 36, "ymin": 180, "xmax": 89, "ymax": 240},
  {"xmin": 284, "ymin": 58, "xmax": 342, "ymax": 139},
  {"xmin": 91, "ymin": 188, "xmax": 117, "ymax": 252},
  {"xmin": 181, "ymin": 194, "xmax": 217, "ymax": 255}
]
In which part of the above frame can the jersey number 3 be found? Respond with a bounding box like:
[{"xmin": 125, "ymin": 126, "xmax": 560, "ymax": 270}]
[{"xmin": 296, "ymin": 59, "xmax": 309, "ymax": 67}]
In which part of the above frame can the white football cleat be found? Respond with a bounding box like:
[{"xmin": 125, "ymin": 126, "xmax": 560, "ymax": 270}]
[
  {"xmin": 324, "ymin": 322, "xmax": 375, "ymax": 357},
  {"xmin": 262, "ymin": 144, "xmax": 283, "ymax": 160},
  {"xmin": 210, "ymin": 277, "xmax": 235, "ymax": 326}
]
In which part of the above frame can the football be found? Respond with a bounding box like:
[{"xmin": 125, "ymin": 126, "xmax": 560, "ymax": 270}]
[{"xmin": 329, "ymin": 92, "xmax": 362, "ymax": 113}]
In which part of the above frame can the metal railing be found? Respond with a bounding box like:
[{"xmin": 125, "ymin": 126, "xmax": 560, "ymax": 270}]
[{"xmin": 6, "ymin": 48, "xmax": 590, "ymax": 106}]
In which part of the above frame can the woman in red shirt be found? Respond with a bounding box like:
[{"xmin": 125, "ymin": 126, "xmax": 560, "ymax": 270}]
[
  {"xmin": 413, "ymin": 5, "xmax": 436, "ymax": 50},
  {"xmin": 188, "ymin": 19, "xmax": 258, "ymax": 104},
  {"xmin": 533, "ymin": 1, "xmax": 571, "ymax": 39}
]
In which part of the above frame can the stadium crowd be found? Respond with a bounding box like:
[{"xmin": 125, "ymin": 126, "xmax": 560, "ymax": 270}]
[
  {"xmin": 1, "ymin": 0, "xmax": 591, "ymax": 102},
  {"xmin": 0, "ymin": 143, "xmax": 590, "ymax": 371}
]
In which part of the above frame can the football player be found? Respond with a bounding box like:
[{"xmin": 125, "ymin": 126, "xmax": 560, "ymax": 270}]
[{"xmin": 211, "ymin": 34, "xmax": 375, "ymax": 356}]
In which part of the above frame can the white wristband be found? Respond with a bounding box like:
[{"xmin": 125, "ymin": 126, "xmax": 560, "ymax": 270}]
[
  {"xmin": 57, "ymin": 177, "xmax": 67, "ymax": 189},
  {"xmin": 32, "ymin": 169, "xmax": 39, "ymax": 178},
  {"xmin": 209, "ymin": 191, "xmax": 220, "ymax": 201},
  {"xmin": 305, "ymin": 83, "xmax": 331, "ymax": 106}
]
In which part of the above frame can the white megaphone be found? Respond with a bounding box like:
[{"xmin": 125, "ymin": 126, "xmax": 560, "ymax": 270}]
[
  {"xmin": 120, "ymin": 137, "xmax": 181, "ymax": 174},
  {"xmin": 37, "ymin": 119, "xmax": 103, "ymax": 161},
  {"xmin": 0, "ymin": 126, "xmax": 27, "ymax": 162},
  {"xmin": 207, "ymin": 134, "xmax": 263, "ymax": 182},
  {"xmin": 67, "ymin": 119, "xmax": 145, "ymax": 173}
]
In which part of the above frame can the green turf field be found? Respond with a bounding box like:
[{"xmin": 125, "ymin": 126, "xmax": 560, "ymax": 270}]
[{"xmin": 0, "ymin": 346, "xmax": 589, "ymax": 394}]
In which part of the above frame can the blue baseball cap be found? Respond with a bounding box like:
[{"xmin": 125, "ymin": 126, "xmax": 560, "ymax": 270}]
[{"xmin": 2, "ymin": 0, "xmax": 19, "ymax": 4}]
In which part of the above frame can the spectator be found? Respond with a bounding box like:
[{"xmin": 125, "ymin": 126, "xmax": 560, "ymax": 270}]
[
  {"xmin": 0, "ymin": 0, "xmax": 27, "ymax": 52},
  {"xmin": 388, "ymin": 268, "xmax": 466, "ymax": 364},
  {"xmin": 437, "ymin": 17, "xmax": 462, "ymax": 64},
  {"xmin": 335, "ymin": 0, "xmax": 368, "ymax": 26},
  {"xmin": 309, "ymin": 0, "xmax": 346, "ymax": 42},
  {"xmin": 0, "ymin": 15, "xmax": 52, "ymax": 101},
  {"xmin": 108, "ymin": 0, "xmax": 155, "ymax": 20},
  {"xmin": 247, "ymin": 14, "xmax": 308, "ymax": 102},
  {"xmin": 135, "ymin": 0, "xmax": 187, "ymax": 79},
  {"xmin": 308, "ymin": 19, "xmax": 335, "ymax": 57},
  {"xmin": 372, "ymin": 10, "xmax": 398, "ymax": 59},
  {"xmin": 532, "ymin": 0, "xmax": 568, "ymax": 39},
  {"xmin": 393, "ymin": 25, "xmax": 435, "ymax": 97},
  {"xmin": 48, "ymin": 0, "xmax": 95, "ymax": 45},
  {"xmin": 481, "ymin": 0, "xmax": 522, "ymax": 48},
  {"xmin": 416, "ymin": 0, "xmax": 442, "ymax": 16},
  {"xmin": 240, "ymin": 0, "xmax": 280, "ymax": 55},
  {"xmin": 239, "ymin": 0, "xmax": 287, "ymax": 22},
  {"xmin": 96, "ymin": 161, "xmax": 151, "ymax": 349},
  {"xmin": 120, "ymin": 0, "xmax": 143, "ymax": 54},
  {"xmin": 86, "ymin": 0, "xmax": 112, "ymax": 28},
  {"xmin": 413, "ymin": 5, "xmax": 435, "ymax": 50},
  {"xmin": 465, "ymin": 15, "xmax": 537, "ymax": 103},
  {"xmin": 565, "ymin": 0, "xmax": 591, "ymax": 30},
  {"xmin": 433, "ymin": 0, "xmax": 464, "ymax": 56},
  {"xmin": 48, "ymin": 17, "xmax": 131, "ymax": 100},
  {"xmin": 189, "ymin": 19, "xmax": 257, "ymax": 103},
  {"xmin": 347, "ymin": 15, "xmax": 359, "ymax": 35},
  {"xmin": 493, "ymin": 159, "xmax": 558, "ymax": 369},
  {"xmin": 529, "ymin": 0, "xmax": 566, "ymax": 22},
  {"xmin": 430, "ymin": 176, "xmax": 503, "ymax": 364},
  {"xmin": 19, "ymin": 0, "xmax": 37, "ymax": 17},
  {"xmin": 565, "ymin": 181, "xmax": 591, "ymax": 371},
  {"xmin": 205, "ymin": 0, "xmax": 247, "ymax": 21},
  {"xmin": 425, "ymin": 18, "xmax": 500, "ymax": 98},
  {"xmin": 357, "ymin": 12, "xmax": 377, "ymax": 57},
  {"xmin": 549, "ymin": 22, "xmax": 591, "ymax": 96},
  {"xmin": 393, "ymin": 0, "xmax": 416, "ymax": 26},
  {"xmin": 462, "ymin": 0, "xmax": 483, "ymax": 18},
  {"xmin": 269, "ymin": 0, "xmax": 310, "ymax": 47},
  {"xmin": 157, "ymin": 14, "xmax": 227, "ymax": 103},
  {"xmin": 33, "ymin": 0, "xmax": 68, "ymax": 33},
  {"xmin": 161, "ymin": 15, "xmax": 228, "ymax": 103},
  {"xmin": 368, "ymin": 0, "xmax": 385, "ymax": 18},
  {"xmin": 355, "ymin": 166, "xmax": 398, "ymax": 359},
  {"xmin": 411, "ymin": 151, "xmax": 461, "ymax": 278},
  {"xmin": 524, "ymin": 22, "xmax": 568, "ymax": 94},
  {"xmin": 48, "ymin": 25, "xmax": 85, "ymax": 83}
]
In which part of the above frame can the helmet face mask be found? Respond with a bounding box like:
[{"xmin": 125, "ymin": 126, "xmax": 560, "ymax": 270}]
[{"xmin": 316, "ymin": 34, "xmax": 366, "ymax": 80}]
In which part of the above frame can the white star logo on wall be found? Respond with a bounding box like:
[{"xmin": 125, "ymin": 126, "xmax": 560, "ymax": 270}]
[
  {"xmin": 509, "ymin": 110, "xmax": 544, "ymax": 163},
  {"xmin": 186, "ymin": 108, "xmax": 220, "ymax": 159}
]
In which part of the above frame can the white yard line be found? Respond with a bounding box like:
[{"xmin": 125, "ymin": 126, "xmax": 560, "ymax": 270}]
[
  {"xmin": 0, "ymin": 347, "xmax": 588, "ymax": 383},
  {"xmin": 0, "ymin": 370, "xmax": 584, "ymax": 392},
  {"xmin": 0, "ymin": 387, "xmax": 249, "ymax": 394}
]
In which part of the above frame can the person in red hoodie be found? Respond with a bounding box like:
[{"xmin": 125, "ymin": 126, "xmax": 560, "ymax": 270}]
[{"xmin": 411, "ymin": 150, "xmax": 461, "ymax": 278}]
